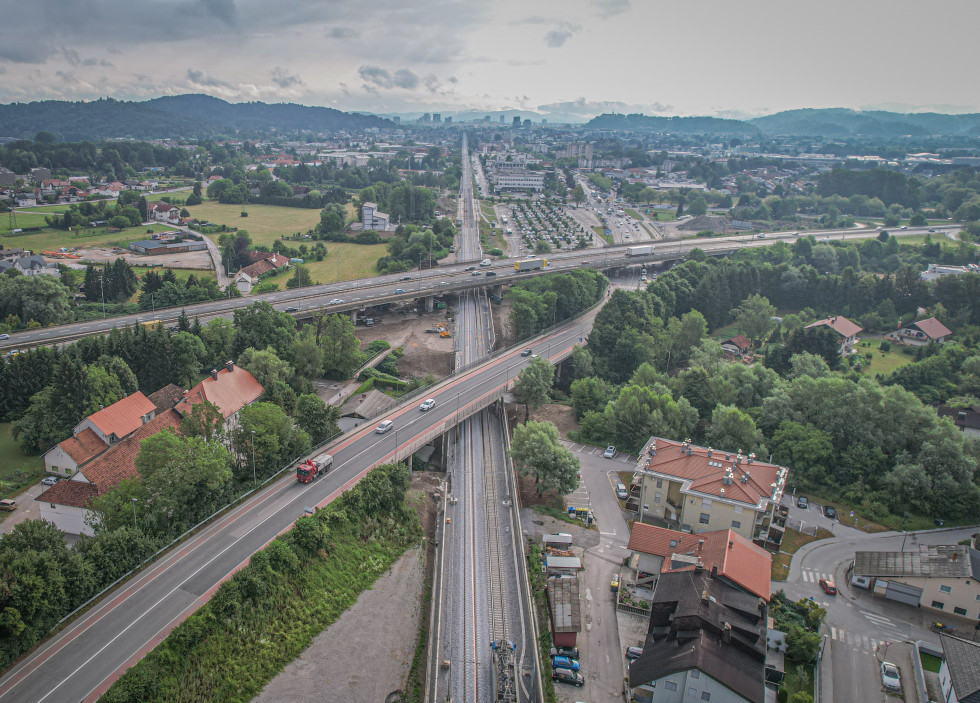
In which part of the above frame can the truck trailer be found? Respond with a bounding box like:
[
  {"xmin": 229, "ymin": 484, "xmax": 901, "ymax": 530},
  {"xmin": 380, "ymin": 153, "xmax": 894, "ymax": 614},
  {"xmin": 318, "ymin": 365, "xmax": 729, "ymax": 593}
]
[
  {"xmin": 514, "ymin": 258, "xmax": 547, "ymax": 272},
  {"xmin": 296, "ymin": 451, "xmax": 333, "ymax": 483},
  {"xmin": 625, "ymin": 245, "xmax": 654, "ymax": 256}
]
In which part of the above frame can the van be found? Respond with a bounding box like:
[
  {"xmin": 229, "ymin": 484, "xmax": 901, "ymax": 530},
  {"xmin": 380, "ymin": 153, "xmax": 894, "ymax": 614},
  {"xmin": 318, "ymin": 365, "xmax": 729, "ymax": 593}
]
[
  {"xmin": 480, "ymin": 259, "xmax": 492, "ymax": 266},
  {"xmin": 375, "ymin": 420, "xmax": 394, "ymax": 434},
  {"xmin": 616, "ymin": 483, "xmax": 628, "ymax": 500},
  {"xmin": 851, "ymin": 575, "xmax": 871, "ymax": 589},
  {"xmin": 0, "ymin": 499, "xmax": 15, "ymax": 512}
]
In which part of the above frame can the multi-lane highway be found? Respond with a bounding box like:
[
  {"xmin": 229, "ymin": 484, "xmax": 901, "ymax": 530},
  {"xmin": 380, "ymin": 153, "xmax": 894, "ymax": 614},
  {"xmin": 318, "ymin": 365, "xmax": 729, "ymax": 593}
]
[{"xmin": 0, "ymin": 224, "xmax": 953, "ymax": 352}]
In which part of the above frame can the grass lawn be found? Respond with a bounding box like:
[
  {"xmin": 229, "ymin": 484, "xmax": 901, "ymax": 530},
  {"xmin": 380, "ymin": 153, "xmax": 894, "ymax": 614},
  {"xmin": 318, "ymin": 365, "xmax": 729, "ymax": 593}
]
[
  {"xmin": 895, "ymin": 234, "xmax": 959, "ymax": 248},
  {"xmin": 772, "ymin": 526, "xmax": 834, "ymax": 581},
  {"xmin": 920, "ymin": 652, "xmax": 942, "ymax": 674},
  {"xmin": 853, "ymin": 339, "xmax": 916, "ymax": 376},
  {"xmin": 185, "ymin": 200, "xmax": 325, "ymax": 247},
  {"xmin": 264, "ymin": 242, "xmax": 386, "ymax": 290},
  {"xmin": 624, "ymin": 208, "xmax": 644, "ymax": 221},
  {"xmin": 18, "ymin": 204, "xmax": 73, "ymax": 214},
  {"xmin": 0, "ymin": 423, "xmax": 44, "ymax": 499},
  {"xmin": 592, "ymin": 225, "xmax": 612, "ymax": 245},
  {"xmin": 0, "ymin": 222, "xmax": 175, "ymax": 253}
]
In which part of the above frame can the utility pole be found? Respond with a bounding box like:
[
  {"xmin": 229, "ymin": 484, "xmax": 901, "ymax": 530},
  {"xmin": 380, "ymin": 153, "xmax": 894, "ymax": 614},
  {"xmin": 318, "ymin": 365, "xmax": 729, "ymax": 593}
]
[
  {"xmin": 99, "ymin": 275, "xmax": 106, "ymax": 319},
  {"xmin": 251, "ymin": 430, "xmax": 257, "ymax": 485}
]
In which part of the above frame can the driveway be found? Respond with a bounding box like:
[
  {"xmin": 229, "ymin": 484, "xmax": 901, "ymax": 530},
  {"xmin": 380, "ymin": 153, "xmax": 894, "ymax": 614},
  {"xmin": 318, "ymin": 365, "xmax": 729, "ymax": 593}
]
[
  {"xmin": 180, "ymin": 226, "xmax": 230, "ymax": 288},
  {"xmin": 0, "ymin": 482, "xmax": 45, "ymax": 535}
]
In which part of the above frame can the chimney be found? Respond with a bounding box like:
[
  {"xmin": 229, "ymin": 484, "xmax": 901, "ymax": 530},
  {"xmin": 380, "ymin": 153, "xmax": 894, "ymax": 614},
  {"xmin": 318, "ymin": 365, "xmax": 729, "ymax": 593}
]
[
  {"xmin": 697, "ymin": 538, "xmax": 705, "ymax": 552},
  {"xmin": 720, "ymin": 488, "xmax": 725, "ymax": 496},
  {"xmin": 711, "ymin": 564, "xmax": 718, "ymax": 577},
  {"xmin": 707, "ymin": 447, "xmax": 713, "ymax": 457},
  {"xmin": 226, "ymin": 360, "xmax": 234, "ymax": 373},
  {"xmin": 686, "ymin": 447, "xmax": 693, "ymax": 456},
  {"xmin": 99, "ymin": 404, "xmax": 104, "ymax": 411},
  {"xmin": 729, "ymin": 540, "xmax": 734, "ymax": 549},
  {"xmin": 722, "ymin": 622, "xmax": 732, "ymax": 644},
  {"xmin": 210, "ymin": 369, "xmax": 218, "ymax": 381}
]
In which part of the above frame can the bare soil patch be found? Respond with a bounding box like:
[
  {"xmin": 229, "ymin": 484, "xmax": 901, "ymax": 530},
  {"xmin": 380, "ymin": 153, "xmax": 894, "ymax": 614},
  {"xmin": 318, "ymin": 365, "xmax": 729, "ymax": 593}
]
[
  {"xmin": 354, "ymin": 314, "xmax": 454, "ymax": 381},
  {"xmin": 491, "ymin": 296, "xmax": 515, "ymax": 349},
  {"xmin": 530, "ymin": 403, "xmax": 579, "ymax": 439}
]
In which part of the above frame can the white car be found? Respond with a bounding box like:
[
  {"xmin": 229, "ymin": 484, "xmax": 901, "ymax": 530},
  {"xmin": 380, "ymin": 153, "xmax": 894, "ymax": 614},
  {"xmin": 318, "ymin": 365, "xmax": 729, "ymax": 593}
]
[
  {"xmin": 880, "ymin": 662, "xmax": 901, "ymax": 692},
  {"xmin": 376, "ymin": 420, "xmax": 394, "ymax": 434},
  {"xmin": 419, "ymin": 399, "xmax": 436, "ymax": 412},
  {"xmin": 603, "ymin": 446, "xmax": 616, "ymax": 459},
  {"xmin": 41, "ymin": 476, "xmax": 60, "ymax": 486},
  {"xmin": 328, "ymin": 298, "xmax": 344, "ymax": 305},
  {"xmin": 0, "ymin": 333, "xmax": 8, "ymax": 340}
]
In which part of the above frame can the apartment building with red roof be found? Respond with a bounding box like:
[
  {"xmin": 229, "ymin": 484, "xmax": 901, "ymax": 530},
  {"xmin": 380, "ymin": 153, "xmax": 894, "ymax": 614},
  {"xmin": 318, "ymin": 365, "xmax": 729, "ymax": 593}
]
[
  {"xmin": 632, "ymin": 437, "xmax": 789, "ymax": 548},
  {"xmin": 173, "ymin": 361, "xmax": 263, "ymax": 432}
]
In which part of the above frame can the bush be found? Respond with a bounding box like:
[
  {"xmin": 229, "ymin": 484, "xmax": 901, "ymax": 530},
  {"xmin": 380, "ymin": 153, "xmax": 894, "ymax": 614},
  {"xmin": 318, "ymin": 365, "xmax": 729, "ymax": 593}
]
[
  {"xmin": 240, "ymin": 211, "xmax": 248, "ymax": 217},
  {"xmin": 487, "ymin": 248, "xmax": 504, "ymax": 256},
  {"xmin": 366, "ymin": 340, "xmax": 391, "ymax": 354},
  {"xmin": 878, "ymin": 340, "xmax": 891, "ymax": 352}
]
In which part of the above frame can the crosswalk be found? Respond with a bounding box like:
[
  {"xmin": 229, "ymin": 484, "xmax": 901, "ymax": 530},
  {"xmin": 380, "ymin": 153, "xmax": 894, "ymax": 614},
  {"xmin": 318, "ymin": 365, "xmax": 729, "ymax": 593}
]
[
  {"xmin": 800, "ymin": 569, "xmax": 832, "ymax": 583},
  {"xmin": 828, "ymin": 627, "xmax": 893, "ymax": 654}
]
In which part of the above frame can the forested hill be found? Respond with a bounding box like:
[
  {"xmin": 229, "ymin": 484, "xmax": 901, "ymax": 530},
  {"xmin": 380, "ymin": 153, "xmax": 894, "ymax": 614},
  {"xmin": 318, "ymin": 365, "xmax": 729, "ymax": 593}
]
[
  {"xmin": 585, "ymin": 113, "xmax": 760, "ymax": 136},
  {"xmin": 0, "ymin": 95, "xmax": 393, "ymax": 140}
]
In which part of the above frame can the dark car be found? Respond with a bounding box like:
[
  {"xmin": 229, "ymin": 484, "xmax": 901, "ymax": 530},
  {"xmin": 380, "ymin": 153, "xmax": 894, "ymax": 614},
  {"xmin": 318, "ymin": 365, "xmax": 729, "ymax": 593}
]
[
  {"xmin": 552, "ymin": 668, "xmax": 584, "ymax": 687},
  {"xmin": 797, "ymin": 496, "xmax": 809, "ymax": 509},
  {"xmin": 824, "ymin": 505, "xmax": 838, "ymax": 520},
  {"xmin": 626, "ymin": 646, "xmax": 643, "ymax": 660},
  {"xmin": 284, "ymin": 307, "xmax": 299, "ymax": 313},
  {"xmin": 521, "ymin": 348, "xmax": 532, "ymax": 357},
  {"xmin": 464, "ymin": 265, "xmax": 476, "ymax": 271},
  {"xmin": 550, "ymin": 646, "xmax": 580, "ymax": 659},
  {"xmin": 400, "ymin": 275, "xmax": 412, "ymax": 281}
]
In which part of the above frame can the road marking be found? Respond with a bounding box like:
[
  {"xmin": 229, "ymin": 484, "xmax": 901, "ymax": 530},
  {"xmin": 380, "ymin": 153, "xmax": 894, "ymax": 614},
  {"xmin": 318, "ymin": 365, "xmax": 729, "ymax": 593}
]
[
  {"xmin": 599, "ymin": 531, "xmax": 617, "ymax": 536},
  {"xmin": 802, "ymin": 571, "xmax": 811, "ymax": 582},
  {"xmin": 831, "ymin": 627, "xmax": 838, "ymax": 640}
]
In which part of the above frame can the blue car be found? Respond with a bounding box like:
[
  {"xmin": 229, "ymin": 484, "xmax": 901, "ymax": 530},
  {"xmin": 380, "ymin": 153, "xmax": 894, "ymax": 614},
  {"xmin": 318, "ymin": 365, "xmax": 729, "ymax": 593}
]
[{"xmin": 551, "ymin": 656, "xmax": 580, "ymax": 671}]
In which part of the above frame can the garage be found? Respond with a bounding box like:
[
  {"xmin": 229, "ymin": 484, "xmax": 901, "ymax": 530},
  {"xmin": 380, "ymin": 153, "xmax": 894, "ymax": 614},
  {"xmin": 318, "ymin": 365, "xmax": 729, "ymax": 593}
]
[{"xmin": 883, "ymin": 581, "xmax": 922, "ymax": 606}]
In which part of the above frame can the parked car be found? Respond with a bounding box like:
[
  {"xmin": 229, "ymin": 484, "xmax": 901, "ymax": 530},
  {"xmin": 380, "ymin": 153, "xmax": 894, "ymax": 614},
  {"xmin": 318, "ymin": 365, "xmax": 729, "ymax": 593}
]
[
  {"xmin": 824, "ymin": 505, "xmax": 837, "ymax": 519},
  {"xmin": 551, "ymin": 656, "xmax": 580, "ymax": 671},
  {"xmin": 552, "ymin": 668, "xmax": 584, "ymax": 687},
  {"xmin": 400, "ymin": 275, "xmax": 413, "ymax": 281},
  {"xmin": 419, "ymin": 399, "xmax": 435, "ymax": 412},
  {"xmin": 41, "ymin": 476, "xmax": 60, "ymax": 486},
  {"xmin": 880, "ymin": 662, "xmax": 901, "ymax": 691},
  {"xmin": 375, "ymin": 420, "xmax": 394, "ymax": 434},
  {"xmin": 550, "ymin": 646, "xmax": 580, "ymax": 659},
  {"xmin": 0, "ymin": 499, "xmax": 15, "ymax": 512},
  {"xmin": 797, "ymin": 496, "xmax": 809, "ymax": 509},
  {"xmin": 603, "ymin": 446, "xmax": 616, "ymax": 459},
  {"xmin": 819, "ymin": 578, "xmax": 837, "ymax": 595},
  {"xmin": 626, "ymin": 646, "xmax": 643, "ymax": 660},
  {"xmin": 616, "ymin": 482, "xmax": 628, "ymax": 500}
]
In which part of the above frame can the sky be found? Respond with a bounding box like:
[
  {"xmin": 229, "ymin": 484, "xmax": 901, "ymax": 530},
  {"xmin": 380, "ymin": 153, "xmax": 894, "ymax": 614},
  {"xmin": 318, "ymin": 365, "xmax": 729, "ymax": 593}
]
[{"xmin": 0, "ymin": 0, "xmax": 977, "ymax": 119}]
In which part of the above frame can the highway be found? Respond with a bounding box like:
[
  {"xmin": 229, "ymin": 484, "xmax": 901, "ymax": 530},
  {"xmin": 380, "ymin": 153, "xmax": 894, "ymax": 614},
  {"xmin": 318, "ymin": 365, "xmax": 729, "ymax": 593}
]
[{"xmin": 0, "ymin": 223, "xmax": 953, "ymax": 352}]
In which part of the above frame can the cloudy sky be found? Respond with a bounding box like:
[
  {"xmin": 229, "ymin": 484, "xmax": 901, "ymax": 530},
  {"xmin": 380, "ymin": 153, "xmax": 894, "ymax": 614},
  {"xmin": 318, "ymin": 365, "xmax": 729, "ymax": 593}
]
[{"xmin": 0, "ymin": 0, "xmax": 976, "ymax": 119}]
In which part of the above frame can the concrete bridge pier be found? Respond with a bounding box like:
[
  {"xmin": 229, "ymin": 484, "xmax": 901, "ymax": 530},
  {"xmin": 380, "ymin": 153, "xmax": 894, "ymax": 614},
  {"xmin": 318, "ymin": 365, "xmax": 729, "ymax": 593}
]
[
  {"xmin": 350, "ymin": 309, "xmax": 357, "ymax": 324},
  {"xmin": 426, "ymin": 296, "xmax": 435, "ymax": 312}
]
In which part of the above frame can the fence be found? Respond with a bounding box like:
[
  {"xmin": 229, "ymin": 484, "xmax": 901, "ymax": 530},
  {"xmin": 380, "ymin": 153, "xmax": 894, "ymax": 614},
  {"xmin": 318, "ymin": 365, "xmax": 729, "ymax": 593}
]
[{"xmin": 784, "ymin": 517, "xmax": 818, "ymax": 536}]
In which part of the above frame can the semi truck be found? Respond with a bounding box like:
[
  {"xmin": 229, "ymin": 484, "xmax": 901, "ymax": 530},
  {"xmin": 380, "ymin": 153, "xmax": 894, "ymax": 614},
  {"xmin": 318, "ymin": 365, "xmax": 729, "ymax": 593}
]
[
  {"xmin": 296, "ymin": 451, "xmax": 333, "ymax": 483},
  {"xmin": 515, "ymin": 258, "xmax": 547, "ymax": 272},
  {"xmin": 625, "ymin": 245, "xmax": 654, "ymax": 257}
]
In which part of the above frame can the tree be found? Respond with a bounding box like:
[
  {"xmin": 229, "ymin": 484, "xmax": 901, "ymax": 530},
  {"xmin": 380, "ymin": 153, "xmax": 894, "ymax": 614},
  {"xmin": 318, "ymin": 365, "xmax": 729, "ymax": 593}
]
[
  {"xmin": 319, "ymin": 313, "xmax": 363, "ymax": 379},
  {"xmin": 232, "ymin": 402, "xmax": 310, "ymax": 482},
  {"xmin": 0, "ymin": 274, "xmax": 74, "ymax": 327},
  {"xmin": 294, "ymin": 394, "xmax": 340, "ymax": 445},
  {"xmin": 286, "ymin": 266, "xmax": 313, "ymax": 289},
  {"xmin": 170, "ymin": 331, "xmax": 206, "ymax": 387},
  {"xmin": 292, "ymin": 328, "xmax": 324, "ymax": 380},
  {"xmin": 510, "ymin": 421, "xmax": 580, "ymax": 496},
  {"xmin": 237, "ymin": 346, "xmax": 296, "ymax": 410},
  {"xmin": 178, "ymin": 400, "xmax": 225, "ymax": 443},
  {"xmin": 232, "ymin": 301, "xmax": 297, "ymax": 358},
  {"xmin": 785, "ymin": 625, "xmax": 822, "ymax": 663},
  {"xmin": 570, "ymin": 184, "xmax": 586, "ymax": 203},
  {"xmin": 706, "ymin": 405, "xmax": 765, "ymax": 455},
  {"xmin": 513, "ymin": 357, "xmax": 554, "ymax": 423},
  {"xmin": 569, "ymin": 376, "xmax": 614, "ymax": 419},
  {"xmin": 731, "ymin": 294, "xmax": 776, "ymax": 345}
]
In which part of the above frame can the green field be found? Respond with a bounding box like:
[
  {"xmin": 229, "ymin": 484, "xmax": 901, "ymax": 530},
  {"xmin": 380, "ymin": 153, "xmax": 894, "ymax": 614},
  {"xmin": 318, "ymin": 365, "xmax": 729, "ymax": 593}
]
[
  {"xmin": 0, "ymin": 423, "xmax": 44, "ymax": 499},
  {"xmin": 896, "ymin": 233, "xmax": 960, "ymax": 248},
  {"xmin": 186, "ymin": 200, "xmax": 357, "ymax": 248},
  {"xmin": 854, "ymin": 339, "xmax": 916, "ymax": 376},
  {"xmin": 0, "ymin": 222, "xmax": 177, "ymax": 255},
  {"xmin": 264, "ymin": 242, "xmax": 386, "ymax": 290}
]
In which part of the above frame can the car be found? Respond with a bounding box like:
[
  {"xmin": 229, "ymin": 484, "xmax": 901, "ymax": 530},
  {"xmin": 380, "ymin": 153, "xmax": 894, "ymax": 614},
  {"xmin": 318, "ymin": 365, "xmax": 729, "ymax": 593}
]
[
  {"xmin": 471, "ymin": 271, "xmax": 482, "ymax": 276},
  {"xmin": 757, "ymin": 233, "xmax": 766, "ymax": 238},
  {"xmin": 530, "ymin": 353, "xmax": 540, "ymax": 360},
  {"xmin": 625, "ymin": 646, "xmax": 643, "ymax": 660},
  {"xmin": 818, "ymin": 578, "xmax": 837, "ymax": 595},
  {"xmin": 880, "ymin": 662, "xmax": 901, "ymax": 691},
  {"xmin": 419, "ymin": 399, "xmax": 435, "ymax": 412},
  {"xmin": 616, "ymin": 482, "xmax": 628, "ymax": 500},
  {"xmin": 0, "ymin": 499, "xmax": 15, "ymax": 512},
  {"xmin": 0, "ymin": 333, "xmax": 8, "ymax": 340},
  {"xmin": 464, "ymin": 265, "xmax": 476, "ymax": 271},
  {"xmin": 394, "ymin": 288, "xmax": 406, "ymax": 294},
  {"xmin": 824, "ymin": 505, "xmax": 838, "ymax": 519},
  {"xmin": 284, "ymin": 307, "xmax": 299, "ymax": 313},
  {"xmin": 552, "ymin": 668, "xmax": 584, "ymax": 687},
  {"xmin": 41, "ymin": 476, "xmax": 60, "ymax": 486},
  {"xmin": 900, "ymin": 225, "xmax": 908, "ymax": 230},
  {"xmin": 929, "ymin": 228, "xmax": 936, "ymax": 233},
  {"xmin": 328, "ymin": 298, "xmax": 344, "ymax": 305},
  {"xmin": 602, "ymin": 445, "xmax": 617, "ymax": 459},
  {"xmin": 400, "ymin": 275, "xmax": 413, "ymax": 281},
  {"xmin": 797, "ymin": 496, "xmax": 809, "ymax": 509},
  {"xmin": 551, "ymin": 656, "xmax": 580, "ymax": 671},
  {"xmin": 521, "ymin": 348, "xmax": 533, "ymax": 357},
  {"xmin": 480, "ymin": 259, "xmax": 492, "ymax": 266},
  {"xmin": 792, "ymin": 231, "xmax": 800, "ymax": 236},
  {"xmin": 439, "ymin": 281, "xmax": 450, "ymax": 286},
  {"xmin": 375, "ymin": 420, "xmax": 394, "ymax": 434}
]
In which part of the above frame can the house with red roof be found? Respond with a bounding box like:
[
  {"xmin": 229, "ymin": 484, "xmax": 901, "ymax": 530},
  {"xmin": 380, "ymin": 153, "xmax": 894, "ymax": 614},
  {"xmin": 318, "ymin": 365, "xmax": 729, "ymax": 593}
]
[
  {"xmin": 626, "ymin": 523, "xmax": 771, "ymax": 600},
  {"xmin": 888, "ymin": 316, "xmax": 952, "ymax": 347},
  {"xmin": 37, "ymin": 410, "xmax": 182, "ymax": 535},
  {"xmin": 148, "ymin": 201, "xmax": 180, "ymax": 223},
  {"xmin": 43, "ymin": 391, "xmax": 158, "ymax": 478},
  {"xmin": 805, "ymin": 315, "xmax": 862, "ymax": 354},
  {"xmin": 173, "ymin": 361, "xmax": 263, "ymax": 433},
  {"xmin": 632, "ymin": 437, "xmax": 789, "ymax": 548},
  {"xmin": 233, "ymin": 252, "xmax": 289, "ymax": 294},
  {"xmin": 720, "ymin": 334, "xmax": 751, "ymax": 357}
]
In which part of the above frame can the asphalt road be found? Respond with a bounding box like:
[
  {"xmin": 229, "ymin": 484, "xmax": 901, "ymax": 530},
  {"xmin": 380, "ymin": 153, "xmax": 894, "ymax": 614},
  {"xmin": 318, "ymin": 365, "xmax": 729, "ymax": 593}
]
[{"xmin": 0, "ymin": 225, "xmax": 951, "ymax": 352}]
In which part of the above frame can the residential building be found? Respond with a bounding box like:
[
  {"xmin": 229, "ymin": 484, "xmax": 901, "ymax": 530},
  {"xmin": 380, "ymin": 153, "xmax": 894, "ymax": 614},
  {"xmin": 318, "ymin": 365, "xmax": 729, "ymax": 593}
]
[
  {"xmin": 492, "ymin": 169, "xmax": 545, "ymax": 192},
  {"xmin": 233, "ymin": 252, "xmax": 289, "ymax": 293},
  {"xmin": 147, "ymin": 383, "xmax": 186, "ymax": 414},
  {"xmin": 632, "ymin": 437, "xmax": 789, "ymax": 547},
  {"xmin": 804, "ymin": 315, "xmax": 862, "ymax": 354},
  {"xmin": 149, "ymin": 202, "xmax": 180, "ymax": 223},
  {"xmin": 853, "ymin": 544, "xmax": 980, "ymax": 619},
  {"xmin": 921, "ymin": 263, "xmax": 980, "ymax": 281},
  {"xmin": 0, "ymin": 168, "xmax": 17, "ymax": 186},
  {"xmin": 938, "ymin": 634, "xmax": 980, "ymax": 703},
  {"xmin": 628, "ymin": 568, "xmax": 769, "ymax": 703},
  {"xmin": 0, "ymin": 254, "xmax": 60, "ymax": 278},
  {"xmin": 361, "ymin": 201, "xmax": 391, "ymax": 231},
  {"xmin": 173, "ymin": 361, "xmax": 263, "ymax": 434},
  {"xmin": 13, "ymin": 194, "xmax": 36, "ymax": 207},
  {"xmin": 887, "ymin": 316, "xmax": 952, "ymax": 346},
  {"xmin": 720, "ymin": 335, "xmax": 751, "ymax": 358},
  {"xmin": 37, "ymin": 409, "xmax": 182, "ymax": 535},
  {"xmin": 937, "ymin": 405, "xmax": 980, "ymax": 438},
  {"xmin": 67, "ymin": 391, "xmax": 158, "ymax": 448},
  {"xmin": 626, "ymin": 523, "xmax": 771, "ymax": 600},
  {"xmin": 29, "ymin": 167, "xmax": 51, "ymax": 182}
]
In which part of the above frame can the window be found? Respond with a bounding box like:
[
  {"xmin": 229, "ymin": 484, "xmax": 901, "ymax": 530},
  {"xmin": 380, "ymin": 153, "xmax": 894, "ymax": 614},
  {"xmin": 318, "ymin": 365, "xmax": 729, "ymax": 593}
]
[
  {"xmin": 655, "ymin": 493, "xmax": 662, "ymax": 503},
  {"xmin": 940, "ymin": 585, "xmax": 952, "ymax": 594},
  {"xmin": 688, "ymin": 688, "xmax": 698, "ymax": 697},
  {"xmin": 690, "ymin": 670, "xmax": 700, "ymax": 680},
  {"xmin": 669, "ymin": 540, "xmax": 677, "ymax": 548},
  {"xmin": 701, "ymin": 693, "xmax": 711, "ymax": 701},
  {"xmin": 664, "ymin": 681, "xmax": 678, "ymax": 692},
  {"xmin": 975, "ymin": 594, "xmax": 980, "ymax": 602},
  {"xmin": 954, "ymin": 607, "xmax": 967, "ymax": 616},
  {"xmin": 656, "ymin": 479, "xmax": 663, "ymax": 488},
  {"xmin": 732, "ymin": 505, "xmax": 742, "ymax": 514},
  {"xmin": 931, "ymin": 600, "xmax": 944, "ymax": 610},
  {"xmin": 65, "ymin": 468, "xmax": 72, "ymax": 475},
  {"xmin": 699, "ymin": 513, "xmax": 710, "ymax": 525},
  {"xmin": 731, "ymin": 521, "xmax": 741, "ymax": 529}
]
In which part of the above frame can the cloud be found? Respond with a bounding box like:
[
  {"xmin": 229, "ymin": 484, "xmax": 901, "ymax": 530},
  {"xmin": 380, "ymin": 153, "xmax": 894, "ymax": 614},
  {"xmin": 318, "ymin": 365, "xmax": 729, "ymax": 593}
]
[
  {"xmin": 0, "ymin": 36, "xmax": 52, "ymax": 63},
  {"xmin": 544, "ymin": 22, "xmax": 579, "ymax": 48},
  {"xmin": 186, "ymin": 68, "xmax": 234, "ymax": 89},
  {"xmin": 327, "ymin": 26, "xmax": 359, "ymax": 39},
  {"xmin": 357, "ymin": 65, "xmax": 424, "ymax": 90},
  {"xmin": 592, "ymin": 0, "xmax": 630, "ymax": 17},
  {"xmin": 511, "ymin": 16, "xmax": 553, "ymax": 25},
  {"xmin": 62, "ymin": 49, "xmax": 112, "ymax": 67},
  {"xmin": 270, "ymin": 67, "xmax": 302, "ymax": 88},
  {"xmin": 199, "ymin": 0, "xmax": 237, "ymax": 25},
  {"xmin": 536, "ymin": 97, "xmax": 673, "ymax": 118}
]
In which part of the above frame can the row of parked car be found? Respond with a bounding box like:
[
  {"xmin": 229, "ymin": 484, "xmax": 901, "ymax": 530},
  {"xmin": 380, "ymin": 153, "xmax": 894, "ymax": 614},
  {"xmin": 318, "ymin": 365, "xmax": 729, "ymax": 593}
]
[{"xmin": 550, "ymin": 646, "xmax": 584, "ymax": 686}]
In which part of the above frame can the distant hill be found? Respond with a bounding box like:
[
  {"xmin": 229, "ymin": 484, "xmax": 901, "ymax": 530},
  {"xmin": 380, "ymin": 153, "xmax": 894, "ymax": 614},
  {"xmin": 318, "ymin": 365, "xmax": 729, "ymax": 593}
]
[
  {"xmin": 748, "ymin": 108, "xmax": 980, "ymax": 138},
  {"xmin": 586, "ymin": 113, "xmax": 760, "ymax": 137},
  {"xmin": 0, "ymin": 95, "xmax": 393, "ymax": 141}
]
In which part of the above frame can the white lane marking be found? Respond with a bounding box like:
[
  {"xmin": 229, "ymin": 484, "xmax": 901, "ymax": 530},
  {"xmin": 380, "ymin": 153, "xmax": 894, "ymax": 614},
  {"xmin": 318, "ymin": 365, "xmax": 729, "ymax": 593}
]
[
  {"xmin": 831, "ymin": 627, "xmax": 838, "ymax": 640},
  {"xmin": 599, "ymin": 531, "xmax": 617, "ymax": 536}
]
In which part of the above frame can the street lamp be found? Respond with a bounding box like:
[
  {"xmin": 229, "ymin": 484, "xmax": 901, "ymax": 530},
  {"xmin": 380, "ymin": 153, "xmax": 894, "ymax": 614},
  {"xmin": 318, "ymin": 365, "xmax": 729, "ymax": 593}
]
[
  {"xmin": 251, "ymin": 430, "xmax": 256, "ymax": 485},
  {"xmin": 131, "ymin": 497, "xmax": 139, "ymax": 564},
  {"xmin": 100, "ymin": 275, "xmax": 106, "ymax": 319}
]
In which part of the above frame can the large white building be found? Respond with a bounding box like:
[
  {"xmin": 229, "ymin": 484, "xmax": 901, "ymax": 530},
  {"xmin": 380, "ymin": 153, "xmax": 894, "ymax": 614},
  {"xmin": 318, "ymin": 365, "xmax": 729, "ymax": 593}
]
[
  {"xmin": 362, "ymin": 201, "xmax": 391, "ymax": 231},
  {"xmin": 492, "ymin": 169, "xmax": 545, "ymax": 192}
]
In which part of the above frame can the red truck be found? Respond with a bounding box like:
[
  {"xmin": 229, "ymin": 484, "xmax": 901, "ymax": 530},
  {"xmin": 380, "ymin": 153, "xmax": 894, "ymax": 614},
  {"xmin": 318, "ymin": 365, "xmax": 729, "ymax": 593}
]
[{"xmin": 296, "ymin": 451, "xmax": 333, "ymax": 483}]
